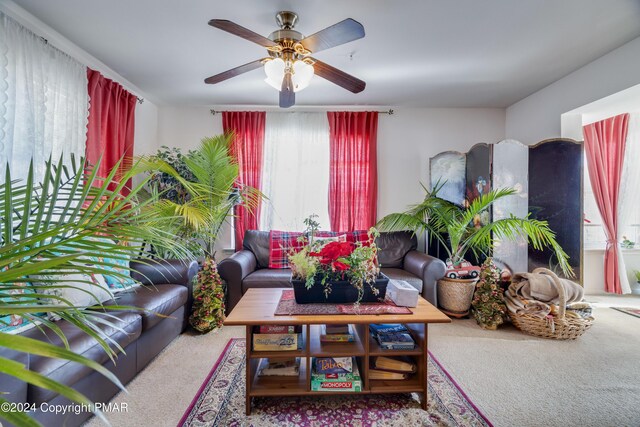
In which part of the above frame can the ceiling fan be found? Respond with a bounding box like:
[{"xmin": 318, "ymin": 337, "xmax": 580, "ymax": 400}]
[{"xmin": 205, "ymin": 11, "xmax": 366, "ymax": 108}]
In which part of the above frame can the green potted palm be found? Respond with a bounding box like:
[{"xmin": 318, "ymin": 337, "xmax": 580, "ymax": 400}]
[
  {"xmin": 142, "ymin": 134, "xmax": 260, "ymax": 332},
  {"xmin": 377, "ymin": 184, "xmax": 572, "ymax": 315},
  {"xmin": 0, "ymin": 155, "xmax": 192, "ymax": 427}
]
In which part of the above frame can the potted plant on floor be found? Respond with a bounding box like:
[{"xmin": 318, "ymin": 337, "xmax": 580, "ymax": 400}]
[
  {"xmin": 142, "ymin": 134, "xmax": 260, "ymax": 332},
  {"xmin": 0, "ymin": 155, "xmax": 192, "ymax": 427},
  {"xmin": 377, "ymin": 184, "xmax": 572, "ymax": 316}
]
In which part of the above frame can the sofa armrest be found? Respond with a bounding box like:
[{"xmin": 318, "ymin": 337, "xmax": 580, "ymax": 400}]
[
  {"xmin": 403, "ymin": 251, "xmax": 446, "ymax": 307},
  {"xmin": 130, "ymin": 259, "xmax": 199, "ymax": 287},
  {"xmin": 218, "ymin": 250, "xmax": 258, "ymax": 313}
]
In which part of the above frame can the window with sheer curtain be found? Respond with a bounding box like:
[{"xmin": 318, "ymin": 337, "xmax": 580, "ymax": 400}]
[
  {"xmin": 0, "ymin": 12, "xmax": 88, "ymax": 183},
  {"xmin": 259, "ymin": 112, "xmax": 330, "ymax": 231},
  {"xmin": 583, "ymin": 114, "xmax": 640, "ymax": 250}
]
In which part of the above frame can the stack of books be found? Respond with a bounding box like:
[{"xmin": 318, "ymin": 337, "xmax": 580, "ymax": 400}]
[
  {"xmin": 252, "ymin": 325, "xmax": 303, "ymax": 351},
  {"xmin": 257, "ymin": 358, "xmax": 301, "ymax": 377},
  {"xmin": 369, "ymin": 356, "xmax": 417, "ymax": 380},
  {"xmin": 311, "ymin": 357, "xmax": 362, "ymax": 392},
  {"xmin": 320, "ymin": 324, "xmax": 355, "ymax": 343},
  {"xmin": 369, "ymin": 324, "xmax": 416, "ymax": 350}
]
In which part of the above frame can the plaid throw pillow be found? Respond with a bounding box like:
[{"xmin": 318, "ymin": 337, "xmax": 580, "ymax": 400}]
[
  {"xmin": 268, "ymin": 231, "xmax": 305, "ymax": 269},
  {"xmin": 349, "ymin": 230, "xmax": 370, "ymax": 243}
]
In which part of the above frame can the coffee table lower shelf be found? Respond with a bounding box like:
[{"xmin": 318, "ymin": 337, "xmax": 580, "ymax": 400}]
[
  {"xmin": 243, "ymin": 322, "xmax": 429, "ymax": 415},
  {"xmin": 223, "ymin": 288, "xmax": 451, "ymax": 415}
]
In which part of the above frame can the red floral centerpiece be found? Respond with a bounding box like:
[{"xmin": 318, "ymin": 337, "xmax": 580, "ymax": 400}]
[{"xmin": 289, "ymin": 222, "xmax": 389, "ymax": 304}]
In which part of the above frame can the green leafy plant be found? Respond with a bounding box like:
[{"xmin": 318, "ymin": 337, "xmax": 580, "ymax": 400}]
[
  {"xmin": 141, "ymin": 134, "xmax": 261, "ymax": 332},
  {"xmin": 377, "ymin": 183, "xmax": 573, "ymax": 277},
  {"xmin": 633, "ymin": 270, "xmax": 640, "ymax": 282},
  {"xmin": 142, "ymin": 134, "xmax": 260, "ymax": 259},
  {"xmin": 0, "ymin": 155, "xmax": 192, "ymax": 427},
  {"xmin": 289, "ymin": 217, "xmax": 382, "ymax": 303}
]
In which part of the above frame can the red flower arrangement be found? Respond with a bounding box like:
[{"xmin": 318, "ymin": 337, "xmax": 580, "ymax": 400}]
[
  {"xmin": 289, "ymin": 224, "xmax": 382, "ymax": 302},
  {"xmin": 310, "ymin": 241, "xmax": 355, "ymax": 271}
]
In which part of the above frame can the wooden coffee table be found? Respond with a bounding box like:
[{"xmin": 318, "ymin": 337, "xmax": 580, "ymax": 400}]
[{"xmin": 224, "ymin": 288, "xmax": 451, "ymax": 415}]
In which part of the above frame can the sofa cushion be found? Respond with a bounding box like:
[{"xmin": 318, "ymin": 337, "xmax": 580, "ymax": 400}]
[
  {"xmin": 24, "ymin": 311, "xmax": 141, "ymax": 405},
  {"xmin": 242, "ymin": 269, "xmax": 293, "ymax": 292},
  {"xmin": 375, "ymin": 231, "xmax": 418, "ymax": 268},
  {"xmin": 268, "ymin": 231, "xmax": 305, "ymax": 269},
  {"xmin": 243, "ymin": 230, "xmax": 271, "ymax": 268},
  {"xmin": 381, "ymin": 268, "xmax": 423, "ymax": 293},
  {"xmin": 105, "ymin": 284, "xmax": 188, "ymax": 331}
]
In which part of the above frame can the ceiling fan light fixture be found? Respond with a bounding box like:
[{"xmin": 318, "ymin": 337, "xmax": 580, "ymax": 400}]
[
  {"xmin": 264, "ymin": 58, "xmax": 285, "ymax": 90},
  {"xmin": 292, "ymin": 60, "xmax": 314, "ymax": 92}
]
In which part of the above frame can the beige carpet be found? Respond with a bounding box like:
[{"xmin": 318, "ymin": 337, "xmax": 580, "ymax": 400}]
[{"xmin": 85, "ymin": 294, "xmax": 640, "ymax": 427}]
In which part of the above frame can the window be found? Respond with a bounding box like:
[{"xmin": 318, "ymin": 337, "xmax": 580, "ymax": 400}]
[
  {"xmin": 583, "ymin": 114, "xmax": 640, "ymax": 249},
  {"xmin": 259, "ymin": 112, "xmax": 330, "ymax": 231},
  {"xmin": 0, "ymin": 12, "xmax": 88, "ymax": 183}
]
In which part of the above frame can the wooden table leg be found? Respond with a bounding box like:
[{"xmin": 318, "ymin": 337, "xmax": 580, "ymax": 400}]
[
  {"xmin": 245, "ymin": 325, "xmax": 252, "ymax": 415},
  {"xmin": 422, "ymin": 323, "xmax": 428, "ymax": 411}
]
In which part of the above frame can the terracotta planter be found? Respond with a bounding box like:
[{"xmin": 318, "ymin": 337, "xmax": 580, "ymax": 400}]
[
  {"xmin": 291, "ymin": 273, "xmax": 389, "ymax": 304},
  {"xmin": 437, "ymin": 276, "xmax": 479, "ymax": 314}
]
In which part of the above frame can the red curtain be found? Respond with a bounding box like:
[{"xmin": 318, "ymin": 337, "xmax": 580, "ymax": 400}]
[
  {"xmin": 327, "ymin": 111, "xmax": 378, "ymax": 231},
  {"xmin": 222, "ymin": 112, "xmax": 266, "ymax": 251},
  {"xmin": 85, "ymin": 68, "xmax": 137, "ymax": 194},
  {"xmin": 583, "ymin": 113, "xmax": 629, "ymax": 294}
]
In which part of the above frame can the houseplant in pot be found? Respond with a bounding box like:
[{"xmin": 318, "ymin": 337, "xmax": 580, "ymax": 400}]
[
  {"xmin": 142, "ymin": 134, "xmax": 260, "ymax": 332},
  {"xmin": 288, "ymin": 218, "xmax": 388, "ymax": 304},
  {"xmin": 377, "ymin": 184, "xmax": 572, "ymax": 316},
  {"xmin": 0, "ymin": 155, "xmax": 193, "ymax": 427}
]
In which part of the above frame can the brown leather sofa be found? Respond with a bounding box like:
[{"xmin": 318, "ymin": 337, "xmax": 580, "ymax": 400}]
[
  {"xmin": 0, "ymin": 259, "xmax": 198, "ymax": 427},
  {"xmin": 219, "ymin": 230, "xmax": 446, "ymax": 312}
]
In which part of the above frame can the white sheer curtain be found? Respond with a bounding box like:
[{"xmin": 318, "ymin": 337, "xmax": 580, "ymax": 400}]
[
  {"xmin": 0, "ymin": 12, "xmax": 88, "ymax": 183},
  {"xmin": 260, "ymin": 112, "xmax": 330, "ymax": 231},
  {"xmin": 617, "ymin": 113, "xmax": 640, "ymax": 294}
]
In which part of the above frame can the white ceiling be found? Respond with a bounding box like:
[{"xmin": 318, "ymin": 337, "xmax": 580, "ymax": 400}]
[{"xmin": 10, "ymin": 0, "xmax": 640, "ymax": 108}]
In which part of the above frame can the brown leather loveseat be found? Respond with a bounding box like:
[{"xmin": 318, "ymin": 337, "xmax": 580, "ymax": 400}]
[
  {"xmin": 219, "ymin": 230, "xmax": 446, "ymax": 312},
  {"xmin": 0, "ymin": 259, "xmax": 198, "ymax": 427}
]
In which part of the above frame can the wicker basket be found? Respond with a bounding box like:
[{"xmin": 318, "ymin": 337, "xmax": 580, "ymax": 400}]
[
  {"xmin": 437, "ymin": 276, "xmax": 478, "ymax": 314},
  {"xmin": 509, "ymin": 268, "xmax": 593, "ymax": 340}
]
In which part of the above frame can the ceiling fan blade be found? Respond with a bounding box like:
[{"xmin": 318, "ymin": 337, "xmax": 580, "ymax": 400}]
[
  {"xmin": 204, "ymin": 59, "xmax": 266, "ymax": 84},
  {"xmin": 279, "ymin": 72, "xmax": 295, "ymax": 108},
  {"xmin": 299, "ymin": 18, "xmax": 364, "ymax": 54},
  {"xmin": 310, "ymin": 58, "xmax": 366, "ymax": 93},
  {"xmin": 208, "ymin": 19, "xmax": 278, "ymax": 48}
]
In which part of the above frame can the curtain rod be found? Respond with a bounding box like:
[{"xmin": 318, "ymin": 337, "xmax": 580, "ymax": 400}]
[{"xmin": 209, "ymin": 109, "xmax": 394, "ymax": 116}]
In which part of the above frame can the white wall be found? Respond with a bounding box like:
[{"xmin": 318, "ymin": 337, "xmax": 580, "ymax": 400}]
[
  {"xmin": 157, "ymin": 107, "xmax": 223, "ymax": 150},
  {"xmin": 134, "ymin": 101, "xmax": 159, "ymax": 155},
  {"xmin": 506, "ymin": 36, "xmax": 640, "ymax": 144}
]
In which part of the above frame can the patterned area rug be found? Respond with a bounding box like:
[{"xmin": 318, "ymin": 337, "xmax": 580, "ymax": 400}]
[
  {"xmin": 612, "ymin": 307, "xmax": 640, "ymax": 319},
  {"xmin": 178, "ymin": 339, "xmax": 492, "ymax": 427}
]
